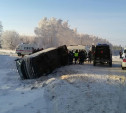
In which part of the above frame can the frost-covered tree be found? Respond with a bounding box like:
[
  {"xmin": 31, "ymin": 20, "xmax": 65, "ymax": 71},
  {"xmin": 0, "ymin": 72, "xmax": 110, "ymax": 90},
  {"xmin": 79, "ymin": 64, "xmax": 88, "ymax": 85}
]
[
  {"xmin": 20, "ymin": 35, "xmax": 35, "ymax": 44},
  {"xmin": 34, "ymin": 17, "xmax": 79, "ymax": 48},
  {"xmin": 0, "ymin": 21, "xmax": 3, "ymax": 48},
  {"xmin": 77, "ymin": 33, "xmax": 111, "ymax": 46},
  {"xmin": 1, "ymin": 31, "xmax": 20, "ymax": 49},
  {"xmin": 0, "ymin": 21, "xmax": 3, "ymax": 37},
  {"xmin": 34, "ymin": 17, "xmax": 112, "ymax": 48},
  {"xmin": 34, "ymin": 17, "xmax": 60, "ymax": 48}
]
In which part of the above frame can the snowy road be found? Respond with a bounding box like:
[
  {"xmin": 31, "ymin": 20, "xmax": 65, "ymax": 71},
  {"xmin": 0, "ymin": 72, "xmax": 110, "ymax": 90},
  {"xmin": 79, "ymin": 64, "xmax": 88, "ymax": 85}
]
[{"xmin": 0, "ymin": 54, "xmax": 126, "ymax": 113}]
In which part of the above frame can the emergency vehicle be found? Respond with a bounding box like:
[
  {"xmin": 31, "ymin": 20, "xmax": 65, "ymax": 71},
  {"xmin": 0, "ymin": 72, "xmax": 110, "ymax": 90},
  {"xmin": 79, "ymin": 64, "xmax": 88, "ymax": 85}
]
[{"xmin": 16, "ymin": 43, "xmax": 35, "ymax": 56}]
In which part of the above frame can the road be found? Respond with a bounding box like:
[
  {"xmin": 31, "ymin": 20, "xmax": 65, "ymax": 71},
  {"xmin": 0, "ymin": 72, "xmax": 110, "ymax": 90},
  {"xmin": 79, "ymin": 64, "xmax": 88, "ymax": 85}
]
[
  {"xmin": 110, "ymin": 61, "xmax": 126, "ymax": 113},
  {"xmin": 93, "ymin": 61, "xmax": 126, "ymax": 113}
]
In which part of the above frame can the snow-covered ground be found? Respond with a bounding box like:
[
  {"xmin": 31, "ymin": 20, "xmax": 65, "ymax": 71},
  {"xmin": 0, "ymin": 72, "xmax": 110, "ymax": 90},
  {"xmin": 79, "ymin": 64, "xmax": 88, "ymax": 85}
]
[
  {"xmin": 0, "ymin": 50, "xmax": 126, "ymax": 113},
  {"xmin": 0, "ymin": 49, "xmax": 16, "ymax": 56}
]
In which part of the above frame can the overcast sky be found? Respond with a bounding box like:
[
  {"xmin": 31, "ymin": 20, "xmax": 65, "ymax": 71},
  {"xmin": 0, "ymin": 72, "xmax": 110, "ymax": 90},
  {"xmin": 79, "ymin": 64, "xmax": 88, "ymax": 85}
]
[{"xmin": 0, "ymin": 0, "xmax": 126, "ymax": 46}]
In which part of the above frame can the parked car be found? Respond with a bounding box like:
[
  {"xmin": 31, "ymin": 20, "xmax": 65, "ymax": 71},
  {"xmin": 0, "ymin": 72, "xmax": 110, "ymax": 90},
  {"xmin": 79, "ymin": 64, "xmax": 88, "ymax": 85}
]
[
  {"xmin": 93, "ymin": 44, "xmax": 112, "ymax": 67},
  {"xmin": 122, "ymin": 58, "xmax": 126, "ymax": 70}
]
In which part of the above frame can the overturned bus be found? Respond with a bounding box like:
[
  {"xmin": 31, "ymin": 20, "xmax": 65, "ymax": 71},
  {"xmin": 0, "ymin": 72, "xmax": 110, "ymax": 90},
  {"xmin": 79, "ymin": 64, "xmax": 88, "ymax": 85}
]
[{"xmin": 15, "ymin": 45, "xmax": 68, "ymax": 79}]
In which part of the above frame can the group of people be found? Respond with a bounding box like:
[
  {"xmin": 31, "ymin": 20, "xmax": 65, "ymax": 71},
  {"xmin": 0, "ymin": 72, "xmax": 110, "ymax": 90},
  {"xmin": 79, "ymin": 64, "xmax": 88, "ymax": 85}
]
[
  {"xmin": 32, "ymin": 48, "xmax": 44, "ymax": 53},
  {"xmin": 68, "ymin": 49, "xmax": 92, "ymax": 64}
]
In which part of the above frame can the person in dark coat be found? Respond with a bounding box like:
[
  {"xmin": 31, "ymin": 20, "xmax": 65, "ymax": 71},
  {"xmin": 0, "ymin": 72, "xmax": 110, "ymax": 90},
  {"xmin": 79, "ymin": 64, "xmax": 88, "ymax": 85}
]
[
  {"xmin": 68, "ymin": 51, "xmax": 74, "ymax": 64},
  {"xmin": 79, "ymin": 50, "xmax": 86, "ymax": 64},
  {"xmin": 88, "ymin": 50, "xmax": 92, "ymax": 63},
  {"xmin": 119, "ymin": 51, "xmax": 122, "ymax": 58}
]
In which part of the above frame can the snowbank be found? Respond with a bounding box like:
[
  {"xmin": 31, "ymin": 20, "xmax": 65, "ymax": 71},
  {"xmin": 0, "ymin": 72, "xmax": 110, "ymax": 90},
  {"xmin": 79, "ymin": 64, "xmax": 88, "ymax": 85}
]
[
  {"xmin": 0, "ymin": 54, "xmax": 47, "ymax": 113},
  {"xmin": 0, "ymin": 49, "xmax": 16, "ymax": 56},
  {"xmin": 43, "ymin": 64, "xmax": 126, "ymax": 113}
]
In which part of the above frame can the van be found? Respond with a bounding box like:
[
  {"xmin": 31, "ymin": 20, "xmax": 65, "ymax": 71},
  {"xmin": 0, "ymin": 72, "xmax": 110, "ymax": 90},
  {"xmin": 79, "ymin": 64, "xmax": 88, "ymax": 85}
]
[
  {"xmin": 93, "ymin": 44, "xmax": 112, "ymax": 67},
  {"xmin": 16, "ymin": 43, "xmax": 35, "ymax": 56}
]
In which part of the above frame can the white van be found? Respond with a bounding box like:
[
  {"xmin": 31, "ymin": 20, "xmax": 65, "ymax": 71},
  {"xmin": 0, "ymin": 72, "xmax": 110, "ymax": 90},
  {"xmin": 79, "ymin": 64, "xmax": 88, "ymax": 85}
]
[{"xmin": 16, "ymin": 43, "xmax": 35, "ymax": 56}]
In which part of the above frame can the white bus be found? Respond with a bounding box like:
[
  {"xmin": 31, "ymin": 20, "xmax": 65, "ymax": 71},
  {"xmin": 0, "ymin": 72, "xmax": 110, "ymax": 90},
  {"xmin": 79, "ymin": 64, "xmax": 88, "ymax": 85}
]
[{"xmin": 67, "ymin": 45, "xmax": 86, "ymax": 51}]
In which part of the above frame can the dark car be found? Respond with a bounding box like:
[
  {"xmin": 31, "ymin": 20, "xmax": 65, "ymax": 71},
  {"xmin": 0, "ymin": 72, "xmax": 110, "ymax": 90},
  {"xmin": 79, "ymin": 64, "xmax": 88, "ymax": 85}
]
[{"xmin": 93, "ymin": 44, "xmax": 112, "ymax": 67}]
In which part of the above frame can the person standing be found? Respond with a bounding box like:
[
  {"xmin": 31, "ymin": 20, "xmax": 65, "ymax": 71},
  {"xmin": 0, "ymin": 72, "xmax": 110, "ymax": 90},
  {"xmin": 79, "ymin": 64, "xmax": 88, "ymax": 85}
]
[
  {"xmin": 119, "ymin": 51, "xmax": 122, "ymax": 58},
  {"xmin": 74, "ymin": 50, "xmax": 79, "ymax": 64},
  {"xmin": 79, "ymin": 50, "xmax": 85, "ymax": 64},
  {"xmin": 68, "ymin": 51, "xmax": 74, "ymax": 64},
  {"xmin": 88, "ymin": 50, "xmax": 92, "ymax": 63}
]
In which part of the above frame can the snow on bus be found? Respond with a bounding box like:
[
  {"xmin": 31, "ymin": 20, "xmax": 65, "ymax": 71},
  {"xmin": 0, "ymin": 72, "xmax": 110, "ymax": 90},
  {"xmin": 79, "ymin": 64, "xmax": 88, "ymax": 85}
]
[
  {"xmin": 67, "ymin": 45, "xmax": 86, "ymax": 51},
  {"xmin": 16, "ymin": 43, "xmax": 35, "ymax": 56}
]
